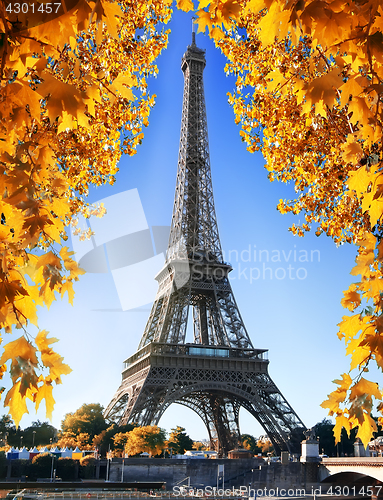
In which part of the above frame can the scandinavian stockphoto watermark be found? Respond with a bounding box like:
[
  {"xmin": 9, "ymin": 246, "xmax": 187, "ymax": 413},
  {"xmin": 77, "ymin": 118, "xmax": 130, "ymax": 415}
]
[
  {"xmin": 172, "ymin": 485, "xmax": 313, "ymax": 497},
  {"xmin": 223, "ymin": 245, "xmax": 320, "ymax": 283},
  {"xmin": 172, "ymin": 485, "xmax": 380, "ymax": 498},
  {"xmin": 69, "ymin": 189, "xmax": 320, "ymax": 311}
]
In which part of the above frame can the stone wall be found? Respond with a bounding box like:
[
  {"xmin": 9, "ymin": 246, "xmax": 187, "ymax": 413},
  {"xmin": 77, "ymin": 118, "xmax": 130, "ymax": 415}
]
[{"xmin": 109, "ymin": 458, "xmax": 318, "ymax": 490}]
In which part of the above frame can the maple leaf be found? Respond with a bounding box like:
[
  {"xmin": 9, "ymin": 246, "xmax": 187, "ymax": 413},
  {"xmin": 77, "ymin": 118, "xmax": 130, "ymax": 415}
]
[
  {"xmin": 41, "ymin": 351, "xmax": 72, "ymax": 383},
  {"xmin": 100, "ymin": 0, "xmax": 124, "ymax": 39},
  {"xmin": 356, "ymin": 413, "xmax": 377, "ymax": 447},
  {"xmin": 4, "ymin": 381, "xmax": 29, "ymax": 428},
  {"xmin": 177, "ymin": 0, "xmax": 194, "ymax": 12},
  {"xmin": 35, "ymin": 382, "xmax": 55, "ymax": 420},
  {"xmin": 351, "ymin": 251, "xmax": 375, "ymax": 277},
  {"xmin": 337, "ymin": 314, "xmax": 367, "ymax": 341},
  {"xmin": 341, "ymin": 287, "xmax": 361, "ymax": 311},
  {"xmin": 0, "ymin": 336, "xmax": 38, "ymax": 366},
  {"xmin": 339, "ymin": 77, "xmax": 364, "ymax": 108},
  {"xmin": 196, "ymin": 9, "xmax": 213, "ymax": 32},
  {"xmin": 110, "ymin": 74, "xmax": 135, "ymax": 100},
  {"xmin": 333, "ymin": 414, "xmax": 352, "ymax": 443},
  {"xmin": 36, "ymin": 330, "xmax": 59, "ymax": 354}
]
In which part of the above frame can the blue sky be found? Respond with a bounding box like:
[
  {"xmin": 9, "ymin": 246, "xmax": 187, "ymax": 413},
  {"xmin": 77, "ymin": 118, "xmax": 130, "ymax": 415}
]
[{"xmin": 11, "ymin": 9, "xmax": 366, "ymax": 441}]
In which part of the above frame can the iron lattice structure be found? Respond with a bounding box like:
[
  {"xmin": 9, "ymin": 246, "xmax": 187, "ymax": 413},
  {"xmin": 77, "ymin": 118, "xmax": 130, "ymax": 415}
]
[{"xmin": 104, "ymin": 33, "xmax": 306, "ymax": 455}]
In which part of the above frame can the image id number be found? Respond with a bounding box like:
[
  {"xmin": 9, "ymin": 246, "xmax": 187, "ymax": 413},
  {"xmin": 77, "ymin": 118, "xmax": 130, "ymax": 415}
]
[{"xmin": 6, "ymin": 2, "xmax": 62, "ymax": 14}]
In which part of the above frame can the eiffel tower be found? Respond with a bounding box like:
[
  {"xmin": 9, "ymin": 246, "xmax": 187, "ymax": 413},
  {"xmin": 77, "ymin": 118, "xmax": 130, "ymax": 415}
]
[{"xmin": 104, "ymin": 28, "xmax": 306, "ymax": 455}]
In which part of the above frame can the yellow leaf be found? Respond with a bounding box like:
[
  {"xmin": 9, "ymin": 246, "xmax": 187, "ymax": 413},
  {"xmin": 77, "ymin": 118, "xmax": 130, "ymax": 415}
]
[
  {"xmin": 368, "ymin": 199, "xmax": 383, "ymax": 227},
  {"xmin": 350, "ymin": 251, "xmax": 374, "ymax": 276},
  {"xmin": 346, "ymin": 335, "xmax": 371, "ymax": 370},
  {"xmin": 177, "ymin": 0, "xmax": 194, "ymax": 12},
  {"xmin": 4, "ymin": 381, "xmax": 29, "ymax": 428},
  {"xmin": 61, "ymin": 281, "xmax": 75, "ymax": 305},
  {"xmin": 36, "ymin": 251, "xmax": 62, "ymax": 271},
  {"xmin": 0, "ymin": 336, "xmax": 38, "ymax": 366},
  {"xmin": 220, "ymin": 0, "xmax": 241, "ymax": 25},
  {"xmin": 339, "ymin": 77, "xmax": 364, "ymax": 108},
  {"xmin": 210, "ymin": 27, "xmax": 225, "ymax": 40},
  {"xmin": 36, "ymin": 330, "xmax": 59, "ymax": 354},
  {"xmin": 350, "ymin": 377, "xmax": 382, "ymax": 401},
  {"xmin": 356, "ymin": 413, "xmax": 377, "ymax": 447},
  {"xmin": 57, "ymin": 111, "xmax": 74, "ymax": 134},
  {"xmin": 35, "ymin": 382, "xmax": 55, "ymax": 420},
  {"xmin": 196, "ymin": 10, "xmax": 213, "ymax": 32},
  {"xmin": 333, "ymin": 414, "xmax": 352, "ymax": 443},
  {"xmin": 41, "ymin": 351, "xmax": 72, "ymax": 383},
  {"xmin": 245, "ymin": 0, "xmax": 267, "ymax": 14},
  {"xmin": 341, "ymin": 287, "xmax": 361, "ymax": 311},
  {"xmin": 338, "ymin": 314, "xmax": 367, "ymax": 341},
  {"xmin": 110, "ymin": 74, "xmax": 135, "ymax": 100},
  {"xmin": 101, "ymin": 0, "xmax": 123, "ymax": 39}
]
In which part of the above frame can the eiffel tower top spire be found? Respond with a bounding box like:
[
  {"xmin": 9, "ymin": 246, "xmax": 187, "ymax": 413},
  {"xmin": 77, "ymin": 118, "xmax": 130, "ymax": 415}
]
[
  {"xmin": 135, "ymin": 30, "xmax": 254, "ymax": 351},
  {"xmin": 166, "ymin": 25, "xmax": 223, "ymax": 265},
  {"xmin": 191, "ymin": 16, "xmax": 196, "ymax": 46}
]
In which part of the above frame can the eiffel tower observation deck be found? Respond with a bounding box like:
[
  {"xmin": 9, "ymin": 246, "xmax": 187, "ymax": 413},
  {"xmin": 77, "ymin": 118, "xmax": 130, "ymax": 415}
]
[{"xmin": 104, "ymin": 27, "xmax": 306, "ymax": 455}]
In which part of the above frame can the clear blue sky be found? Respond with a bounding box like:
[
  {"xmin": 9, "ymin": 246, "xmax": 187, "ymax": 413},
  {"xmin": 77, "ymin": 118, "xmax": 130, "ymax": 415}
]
[{"xmin": 9, "ymin": 10, "xmax": 365, "ymax": 441}]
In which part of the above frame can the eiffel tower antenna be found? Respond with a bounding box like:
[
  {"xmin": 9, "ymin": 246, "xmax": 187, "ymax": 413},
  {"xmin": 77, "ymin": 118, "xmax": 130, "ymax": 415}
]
[
  {"xmin": 191, "ymin": 16, "xmax": 196, "ymax": 45},
  {"xmin": 104, "ymin": 29, "xmax": 306, "ymax": 455}
]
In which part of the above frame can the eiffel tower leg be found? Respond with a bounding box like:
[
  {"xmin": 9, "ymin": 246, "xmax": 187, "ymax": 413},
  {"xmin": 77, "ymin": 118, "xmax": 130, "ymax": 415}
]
[
  {"xmin": 209, "ymin": 396, "xmax": 241, "ymax": 455},
  {"xmin": 158, "ymin": 392, "xmax": 241, "ymax": 455}
]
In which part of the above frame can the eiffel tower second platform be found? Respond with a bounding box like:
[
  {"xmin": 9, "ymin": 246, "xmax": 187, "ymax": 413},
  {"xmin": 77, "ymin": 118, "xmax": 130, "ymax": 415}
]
[{"xmin": 104, "ymin": 29, "xmax": 306, "ymax": 456}]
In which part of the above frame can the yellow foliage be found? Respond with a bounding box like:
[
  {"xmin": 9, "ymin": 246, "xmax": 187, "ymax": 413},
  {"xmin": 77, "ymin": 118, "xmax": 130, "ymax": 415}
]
[
  {"xmin": 0, "ymin": 0, "xmax": 171, "ymax": 425},
  {"xmin": 124, "ymin": 425, "xmax": 166, "ymax": 457},
  {"xmin": 191, "ymin": 0, "xmax": 383, "ymax": 445}
]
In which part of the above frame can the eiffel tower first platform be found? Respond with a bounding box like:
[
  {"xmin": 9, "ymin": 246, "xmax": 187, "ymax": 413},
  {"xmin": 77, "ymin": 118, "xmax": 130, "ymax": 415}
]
[{"xmin": 104, "ymin": 29, "xmax": 306, "ymax": 455}]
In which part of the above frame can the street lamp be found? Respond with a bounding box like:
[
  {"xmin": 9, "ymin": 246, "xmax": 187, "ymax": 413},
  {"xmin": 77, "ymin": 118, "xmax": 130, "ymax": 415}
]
[
  {"xmin": 20, "ymin": 436, "xmax": 23, "ymax": 448},
  {"xmin": 50, "ymin": 454, "xmax": 55, "ymax": 482},
  {"xmin": 32, "ymin": 431, "xmax": 36, "ymax": 447}
]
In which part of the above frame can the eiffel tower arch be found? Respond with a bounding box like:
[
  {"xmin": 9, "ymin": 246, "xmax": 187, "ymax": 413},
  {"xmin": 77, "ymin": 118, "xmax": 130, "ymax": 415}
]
[{"xmin": 104, "ymin": 28, "xmax": 306, "ymax": 455}]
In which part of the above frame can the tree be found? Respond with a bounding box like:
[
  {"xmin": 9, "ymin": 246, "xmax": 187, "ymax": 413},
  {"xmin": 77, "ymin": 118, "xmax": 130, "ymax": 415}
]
[
  {"xmin": 22, "ymin": 420, "xmax": 57, "ymax": 448},
  {"xmin": 55, "ymin": 432, "xmax": 79, "ymax": 450},
  {"xmin": 30, "ymin": 452, "xmax": 56, "ymax": 480},
  {"xmin": 61, "ymin": 404, "xmax": 107, "ymax": 444},
  {"xmin": 80, "ymin": 455, "xmax": 96, "ymax": 479},
  {"xmin": 0, "ymin": 0, "xmax": 171, "ymax": 426},
  {"xmin": 192, "ymin": 441, "xmax": 208, "ymax": 451},
  {"xmin": 314, "ymin": 418, "xmax": 357, "ymax": 457},
  {"xmin": 167, "ymin": 426, "xmax": 193, "ymax": 455},
  {"xmin": 257, "ymin": 437, "xmax": 274, "ymax": 456},
  {"xmin": 0, "ymin": 415, "xmax": 16, "ymax": 446},
  {"xmin": 123, "ymin": 425, "xmax": 166, "ymax": 457},
  {"xmin": 193, "ymin": 0, "xmax": 383, "ymax": 445},
  {"xmin": 93, "ymin": 423, "xmax": 135, "ymax": 456},
  {"xmin": 56, "ymin": 457, "xmax": 77, "ymax": 481},
  {"xmin": 242, "ymin": 434, "xmax": 261, "ymax": 455}
]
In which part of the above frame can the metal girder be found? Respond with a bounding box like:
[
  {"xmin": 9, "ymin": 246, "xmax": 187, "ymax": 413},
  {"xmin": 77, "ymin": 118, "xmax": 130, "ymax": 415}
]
[{"xmin": 104, "ymin": 34, "xmax": 306, "ymax": 456}]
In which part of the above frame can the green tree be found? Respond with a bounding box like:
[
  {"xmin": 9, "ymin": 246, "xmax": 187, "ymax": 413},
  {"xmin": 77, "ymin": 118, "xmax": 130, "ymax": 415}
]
[
  {"xmin": 0, "ymin": 451, "xmax": 7, "ymax": 479},
  {"xmin": 22, "ymin": 420, "xmax": 57, "ymax": 448},
  {"xmin": 167, "ymin": 426, "xmax": 193, "ymax": 455},
  {"xmin": 242, "ymin": 434, "xmax": 261, "ymax": 455},
  {"xmin": 80, "ymin": 456, "xmax": 96, "ymax": 479},
  {"xmin": 29, "ymin": 453, "xmax": 56, "ymax": 480},
  {"xmin": 314, "ymin": 419, "xmax": 357, "ymax": 456},
  {"xmin": 56, "ymin": 457, "xmax": 77, "ymax": 481},
  {"xmin": 94, "ymin": 423, "xmax": 136, "ymax": 457},
  {"xmin": 0, "ymin": 415, "xmax": 16, "ymax": 446},
  {"xmin": 61, "ymin": 404, "xmax": 107, "ymax": 444}
]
